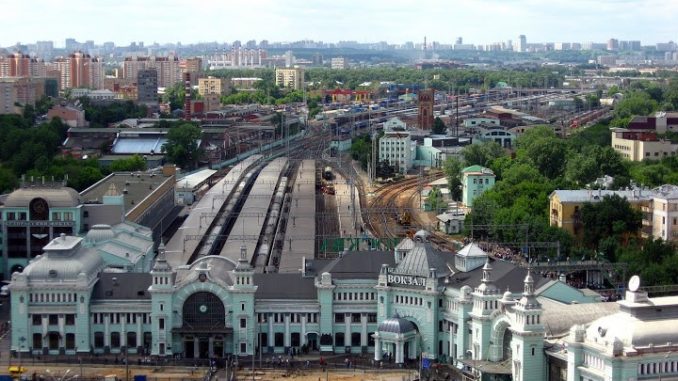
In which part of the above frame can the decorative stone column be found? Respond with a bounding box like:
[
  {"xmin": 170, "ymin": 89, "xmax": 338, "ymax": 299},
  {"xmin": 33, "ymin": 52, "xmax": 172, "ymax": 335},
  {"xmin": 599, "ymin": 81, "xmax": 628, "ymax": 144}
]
[
  {"xmin": 412, "ymin": 336, "xmax": 418, "ymax": 360},
  {"xmin": 395, "ymin": 337, "xmax": 404, "ymax": 364},
  {"xmin": 374, "ymin": 334, "xmax": 382, "ymax": 361},
  {"xmin": 301, "ymin": 315, "xmax": 307, "ymax": 346},
  {"xmin": 284, "ymin": 314, "xmax": 290, "ymax": 350},
  {"xmin": 267, "ymin": 314, "xmax": 274, "ymax": 348},
  {"xmin": 344, "ymin": 314, "xmax": 351, "ymax": 350}
]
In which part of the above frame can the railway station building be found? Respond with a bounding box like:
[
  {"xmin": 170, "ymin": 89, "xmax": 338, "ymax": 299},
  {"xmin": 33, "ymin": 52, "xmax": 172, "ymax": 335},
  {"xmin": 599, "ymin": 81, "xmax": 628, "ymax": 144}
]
[{"xmin": 14, "ymin": 229, "xmax": 675, "ymax": 381}]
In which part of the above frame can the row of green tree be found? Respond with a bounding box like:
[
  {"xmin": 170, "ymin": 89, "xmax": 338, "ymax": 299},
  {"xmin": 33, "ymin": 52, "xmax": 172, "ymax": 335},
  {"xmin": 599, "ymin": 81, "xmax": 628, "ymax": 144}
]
[
  {"xmin": 608, "ymin": 77, "xmax": 678, "ymax": 127},
  {"xmin": 440, "ymin": 123, "xmax": 677, "ymax": 285},
  {"xmin": 0, "ymin": 109, "xmax": 154, "ymax": 194},
  {"xmin": 208, "ymin": 66, "xmax": 567, "ymax": 93}
]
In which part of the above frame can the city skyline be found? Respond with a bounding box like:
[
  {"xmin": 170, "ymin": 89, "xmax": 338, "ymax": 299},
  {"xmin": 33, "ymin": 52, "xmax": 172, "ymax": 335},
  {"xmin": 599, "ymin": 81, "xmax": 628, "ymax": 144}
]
[{"xmin": 2, "ymin": 0, "xmax": 677, "ymax": 48}]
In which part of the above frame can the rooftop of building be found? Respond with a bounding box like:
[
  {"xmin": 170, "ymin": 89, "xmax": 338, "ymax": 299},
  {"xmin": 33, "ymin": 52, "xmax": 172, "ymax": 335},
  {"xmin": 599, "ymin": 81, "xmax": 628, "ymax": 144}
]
[
  {"xmin": 320, "ymin": 251, "xmax": 394, "ymax": 280},
  {"xmin": 80, "ymin": 172, "xmax": 173, "ymax": 212},
  {"xmin": 83, "ymin": 222, "xmax": 154, "ymax": 264},
  {"xmin": 390, "ymin": 242, "xmax": 454, "ymax": 278},
  {"xmin": 176, "ymin": 169, "xmax": 217, "ymax": 191},
  {"xmin": 446, "ymin": 257, "xmax": 551, "ymax": 292},
  {"xmin": 538, "ymin": 296, "xmax": 620, "ymax": 338},
  {"xmin": 91, "ymin": 272, "xmax": 152, "ymax": 300},
  {"xmin": 13, "ymin": 234, "xmax": 105, "ymax": 283},
  {"xmin": 581, "ymin": 291, "xmax": 678, "ymax": 350},
  {"xmin": 2, "ymin": 180, "xmax": 81, "ymax": 208},
  {"xmin": 550, "ymin": 185, "xmax": 678, "ymax": 203},
  {"xmin": 461, "ymin": 165, "xmax": 495, "ymax": 176}
]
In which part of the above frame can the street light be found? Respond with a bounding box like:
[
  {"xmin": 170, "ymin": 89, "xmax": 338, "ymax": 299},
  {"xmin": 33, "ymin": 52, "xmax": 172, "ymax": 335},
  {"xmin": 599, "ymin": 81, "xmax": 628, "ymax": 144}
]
[
  {"xmin": 125, "ymin": 346, "xmax": 130, "ymax": 381},
  {"xmin": 18, "ymin": 336, "xmax": 26, "ymax": 370}
]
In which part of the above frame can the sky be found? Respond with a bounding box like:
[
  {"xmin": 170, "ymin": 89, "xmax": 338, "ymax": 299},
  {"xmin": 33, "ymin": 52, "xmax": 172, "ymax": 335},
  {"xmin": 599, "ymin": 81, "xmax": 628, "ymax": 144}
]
[{"xmin": 1, "ymin": 0, "xmax": 677, "ymax": 47}]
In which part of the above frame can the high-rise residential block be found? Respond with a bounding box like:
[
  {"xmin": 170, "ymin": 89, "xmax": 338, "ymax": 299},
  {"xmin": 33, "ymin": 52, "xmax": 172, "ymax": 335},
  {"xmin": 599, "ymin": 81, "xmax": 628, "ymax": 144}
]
[
  {"xmin": 275, "ymin": 66, "xmax": 304, "ymax": 90},
  {"xmin": 330, "ymin": 57, "xmax": 348, "ymax": 69},
  {"xmin": 198, "ymin": 76, "xmax": 229, "ymax": 96},
  {"xmin": 122, "ymin": 56, "xmax": 181, "ymax": 88},
  {"xmin": 137, "ymin": 68, "xmax": 158, "ymax": 106},
  {"xmin": 53, "ymin": 51, "xmax": 104, "ymax": 90},
  {"xmin": 0, "ymin": 80, "xmax": 16, "ymax": 114},
  {"xmin": 519, "ymin": 35, "xmax": 527, "ymax": 52}
]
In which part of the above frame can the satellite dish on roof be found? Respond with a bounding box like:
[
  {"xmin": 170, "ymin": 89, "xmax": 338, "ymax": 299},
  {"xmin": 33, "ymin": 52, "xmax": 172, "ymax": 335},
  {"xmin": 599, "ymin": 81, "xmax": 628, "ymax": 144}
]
[{"xmin": 628, "ymin": 275, "xmax": 640, "ymax": 292}]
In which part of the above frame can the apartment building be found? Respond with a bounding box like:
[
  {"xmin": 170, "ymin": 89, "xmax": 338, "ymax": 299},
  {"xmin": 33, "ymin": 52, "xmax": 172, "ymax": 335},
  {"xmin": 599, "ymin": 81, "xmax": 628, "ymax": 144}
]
[
  {"xmin": 52, "ymin": 52, "xmax": 104, "ymax": 90},
  {"xmin": 549, "ymin": 186, "xmax": 678, "ymax": 242},
  {"xmin": 275, "ymin": 66, "xmax": 304, "ymax": 90},
  {"xmin": 378, "ymin": 130, "xmax": 413, "ymax": 173},
  {"xmin": 137, "ymin": 69, "xmax": 158, "ymax": 105},
  {"xmin": 198, "ymin": 76, "xmax": 229, "ymax": 96},
  {"xmin": 0, "ymin": 77, "xmax": 54, "ymax": 114},
  {"xmin": 611, "ymin": 128, "xmax": 678, "ymax": 161},
  {"xmin": 207, "ymin": 48, "xmax": 266, "ymax": 69},
  {"xmin": 122, "ymin": 56, "xmax": 181, "ymax": 88},
  {"xmin": 330, "ymin": 57, "xmax": 348, "ymax": 69},
  {"xmin": 0, "ymin": 80, "xmax": 15, "ymax": 114},
  {"xmin": 461, "ymin": 165, "xmax": 495, "ymax": 207},
  {"xmin": 648, "ymin": 185, "xmax": 678, "ymax": 241}
]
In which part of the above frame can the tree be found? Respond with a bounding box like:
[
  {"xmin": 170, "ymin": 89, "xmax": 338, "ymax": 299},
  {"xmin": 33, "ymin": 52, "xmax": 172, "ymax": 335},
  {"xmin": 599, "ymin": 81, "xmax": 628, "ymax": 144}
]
[
  {"xmin": 613, "ymin": 91, "xmax": 657, "ymax": 121},
  {"xmin": 442, "ymin": 157, "xmax": 463, "ymax": 200},
  {"xmin": 432, "ymin": 117, "xmax": 447, "ymax": 134},
  {"xmin": 584, "ymin": 94, "xmax": 600, "ymax": 109},
  {"xmin": 580, "ymin": 194, "xmax": 642, "ymax": 251},
  {"xmin": 350, "ymin": 135, "xmax": 372, "ymax": 171},
  {"xmin": 515, "ymin": 127, "xmax": 567, "ymax": 180},
  {"xmin": 565, "ymin": 154, "xmax": 599, "ymax": 186},
  {"xmin": 461, "ymin": 141, "xmax": 504, "ymax": 167},
  {"xmin": 572, "ymin": 96, "xmax": 584, "ymax": 112},
  {"xmin": 617, "ymin": 239, "xmax": 678, "ymax": 286},
  {"xmin": 162, "ymin": 124, "xmax": 203, "ymax": 169},
  {"xmin": 162, "ymin": 83, "xmax": 188, "ymax": 111},
  {"xmin": 524, "ymin": 137, "xmax": 567, "ymax": 179},
  {"xmin": 22, "ymin": 104, "xmax": 37, "ymax": 125},
  {"xmin": 0, "ymin": 166, "xmax": 17, "ymax": 193},
  {"xmin": 109, "ymin": 155, "xmax": 147, "ymax": 172},
  {"xmin": 427, "ymin": 188, "xmax": 445, "ymax": 213}
]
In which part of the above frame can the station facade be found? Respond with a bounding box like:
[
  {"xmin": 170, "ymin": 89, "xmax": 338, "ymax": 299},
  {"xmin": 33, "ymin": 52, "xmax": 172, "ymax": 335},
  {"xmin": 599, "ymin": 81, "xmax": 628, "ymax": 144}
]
[{"xmin": 10, "ymin": 230, "xmax": 677, "ymax": 381}]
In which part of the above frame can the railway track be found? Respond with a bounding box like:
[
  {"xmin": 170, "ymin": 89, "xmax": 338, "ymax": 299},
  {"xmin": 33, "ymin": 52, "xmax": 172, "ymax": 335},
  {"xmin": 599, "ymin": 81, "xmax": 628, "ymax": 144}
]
[{"xmin": 363, "ymin": 174, "xmax": 444, "ymax": 239}]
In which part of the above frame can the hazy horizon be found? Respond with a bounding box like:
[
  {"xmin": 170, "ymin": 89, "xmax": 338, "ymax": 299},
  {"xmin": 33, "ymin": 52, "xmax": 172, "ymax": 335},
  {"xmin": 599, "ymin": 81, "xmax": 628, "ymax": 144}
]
[{"xmin": 2, "ymin": 0, "xmax": 677, "ymax": 48}]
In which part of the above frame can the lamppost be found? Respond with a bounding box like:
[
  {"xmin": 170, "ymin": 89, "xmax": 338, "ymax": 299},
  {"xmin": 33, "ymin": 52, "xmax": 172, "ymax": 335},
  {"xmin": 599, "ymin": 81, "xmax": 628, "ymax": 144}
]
[
  {"xmin": 251, "ymin": 320, "xmax": 257, "ymax": 381},
  {"xmin": 18, "ymin": 336, "xmax": 26, "ymax": 370},
  {"xmin": 125, "ymin": 346, "xmax": 130, "ymax": 381}
]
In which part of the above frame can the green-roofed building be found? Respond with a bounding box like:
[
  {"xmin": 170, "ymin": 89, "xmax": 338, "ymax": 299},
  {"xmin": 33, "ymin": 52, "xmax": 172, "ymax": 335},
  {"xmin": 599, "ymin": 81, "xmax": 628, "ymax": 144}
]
[{"xmin": 462, "ymin": 165, "xmax": 496, "ymax": 207}]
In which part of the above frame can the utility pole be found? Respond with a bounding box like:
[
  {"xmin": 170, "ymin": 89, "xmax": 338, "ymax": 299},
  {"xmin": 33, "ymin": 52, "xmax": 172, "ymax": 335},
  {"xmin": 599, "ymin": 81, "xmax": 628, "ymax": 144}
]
[
  {"xmin": 418, "ymin": 166, "xmax": 424, "ymax": 210},
  {"xmin": 252, "ymin": 321, "xmax": 256, "ymax": 381},
  {"xmin": 455, "ymin": 91, "xmax": 460, "ymax": 137},
  {"xmin": 285, "ymin": 113, "xmax": 290, "ymax": 158}
]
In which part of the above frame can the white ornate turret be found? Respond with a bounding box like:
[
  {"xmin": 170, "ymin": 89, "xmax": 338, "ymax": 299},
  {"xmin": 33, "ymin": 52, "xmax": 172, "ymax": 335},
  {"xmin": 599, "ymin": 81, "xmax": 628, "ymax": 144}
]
[
  {"xmin": 475, "ymin": 258, "xmax": 498, "ymax": 295},
  {"xmin": 152, "ymin": 242, "xmax": 172, "ymax": 272},
  {"xmin": 233, "ymin": 244, "xmax": 254, "ymax": 288},
  {"xmin": 150, "ymin": 241, "xmax": 173, "ymax": 290},
  {"xmin": 517, "ymin": 268, "xmax": 540, "ymax": 310},
  {"xmin": 509, "ymin": 268, "xmax": 545, "ymax": 381}
]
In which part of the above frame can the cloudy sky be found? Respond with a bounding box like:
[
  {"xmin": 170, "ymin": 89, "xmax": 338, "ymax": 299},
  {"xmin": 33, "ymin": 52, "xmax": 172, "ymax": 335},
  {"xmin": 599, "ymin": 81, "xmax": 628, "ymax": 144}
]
[{"xmin": 2, "ymin": 0, "xmax": 676, "ymax": 47}]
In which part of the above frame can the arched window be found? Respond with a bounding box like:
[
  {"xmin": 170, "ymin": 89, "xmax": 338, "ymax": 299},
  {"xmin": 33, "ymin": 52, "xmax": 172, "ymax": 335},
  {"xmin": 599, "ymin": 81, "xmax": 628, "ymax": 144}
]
[{"xmin": 182, "ymin": 292, "xmax": 226, "ymax": 330}]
